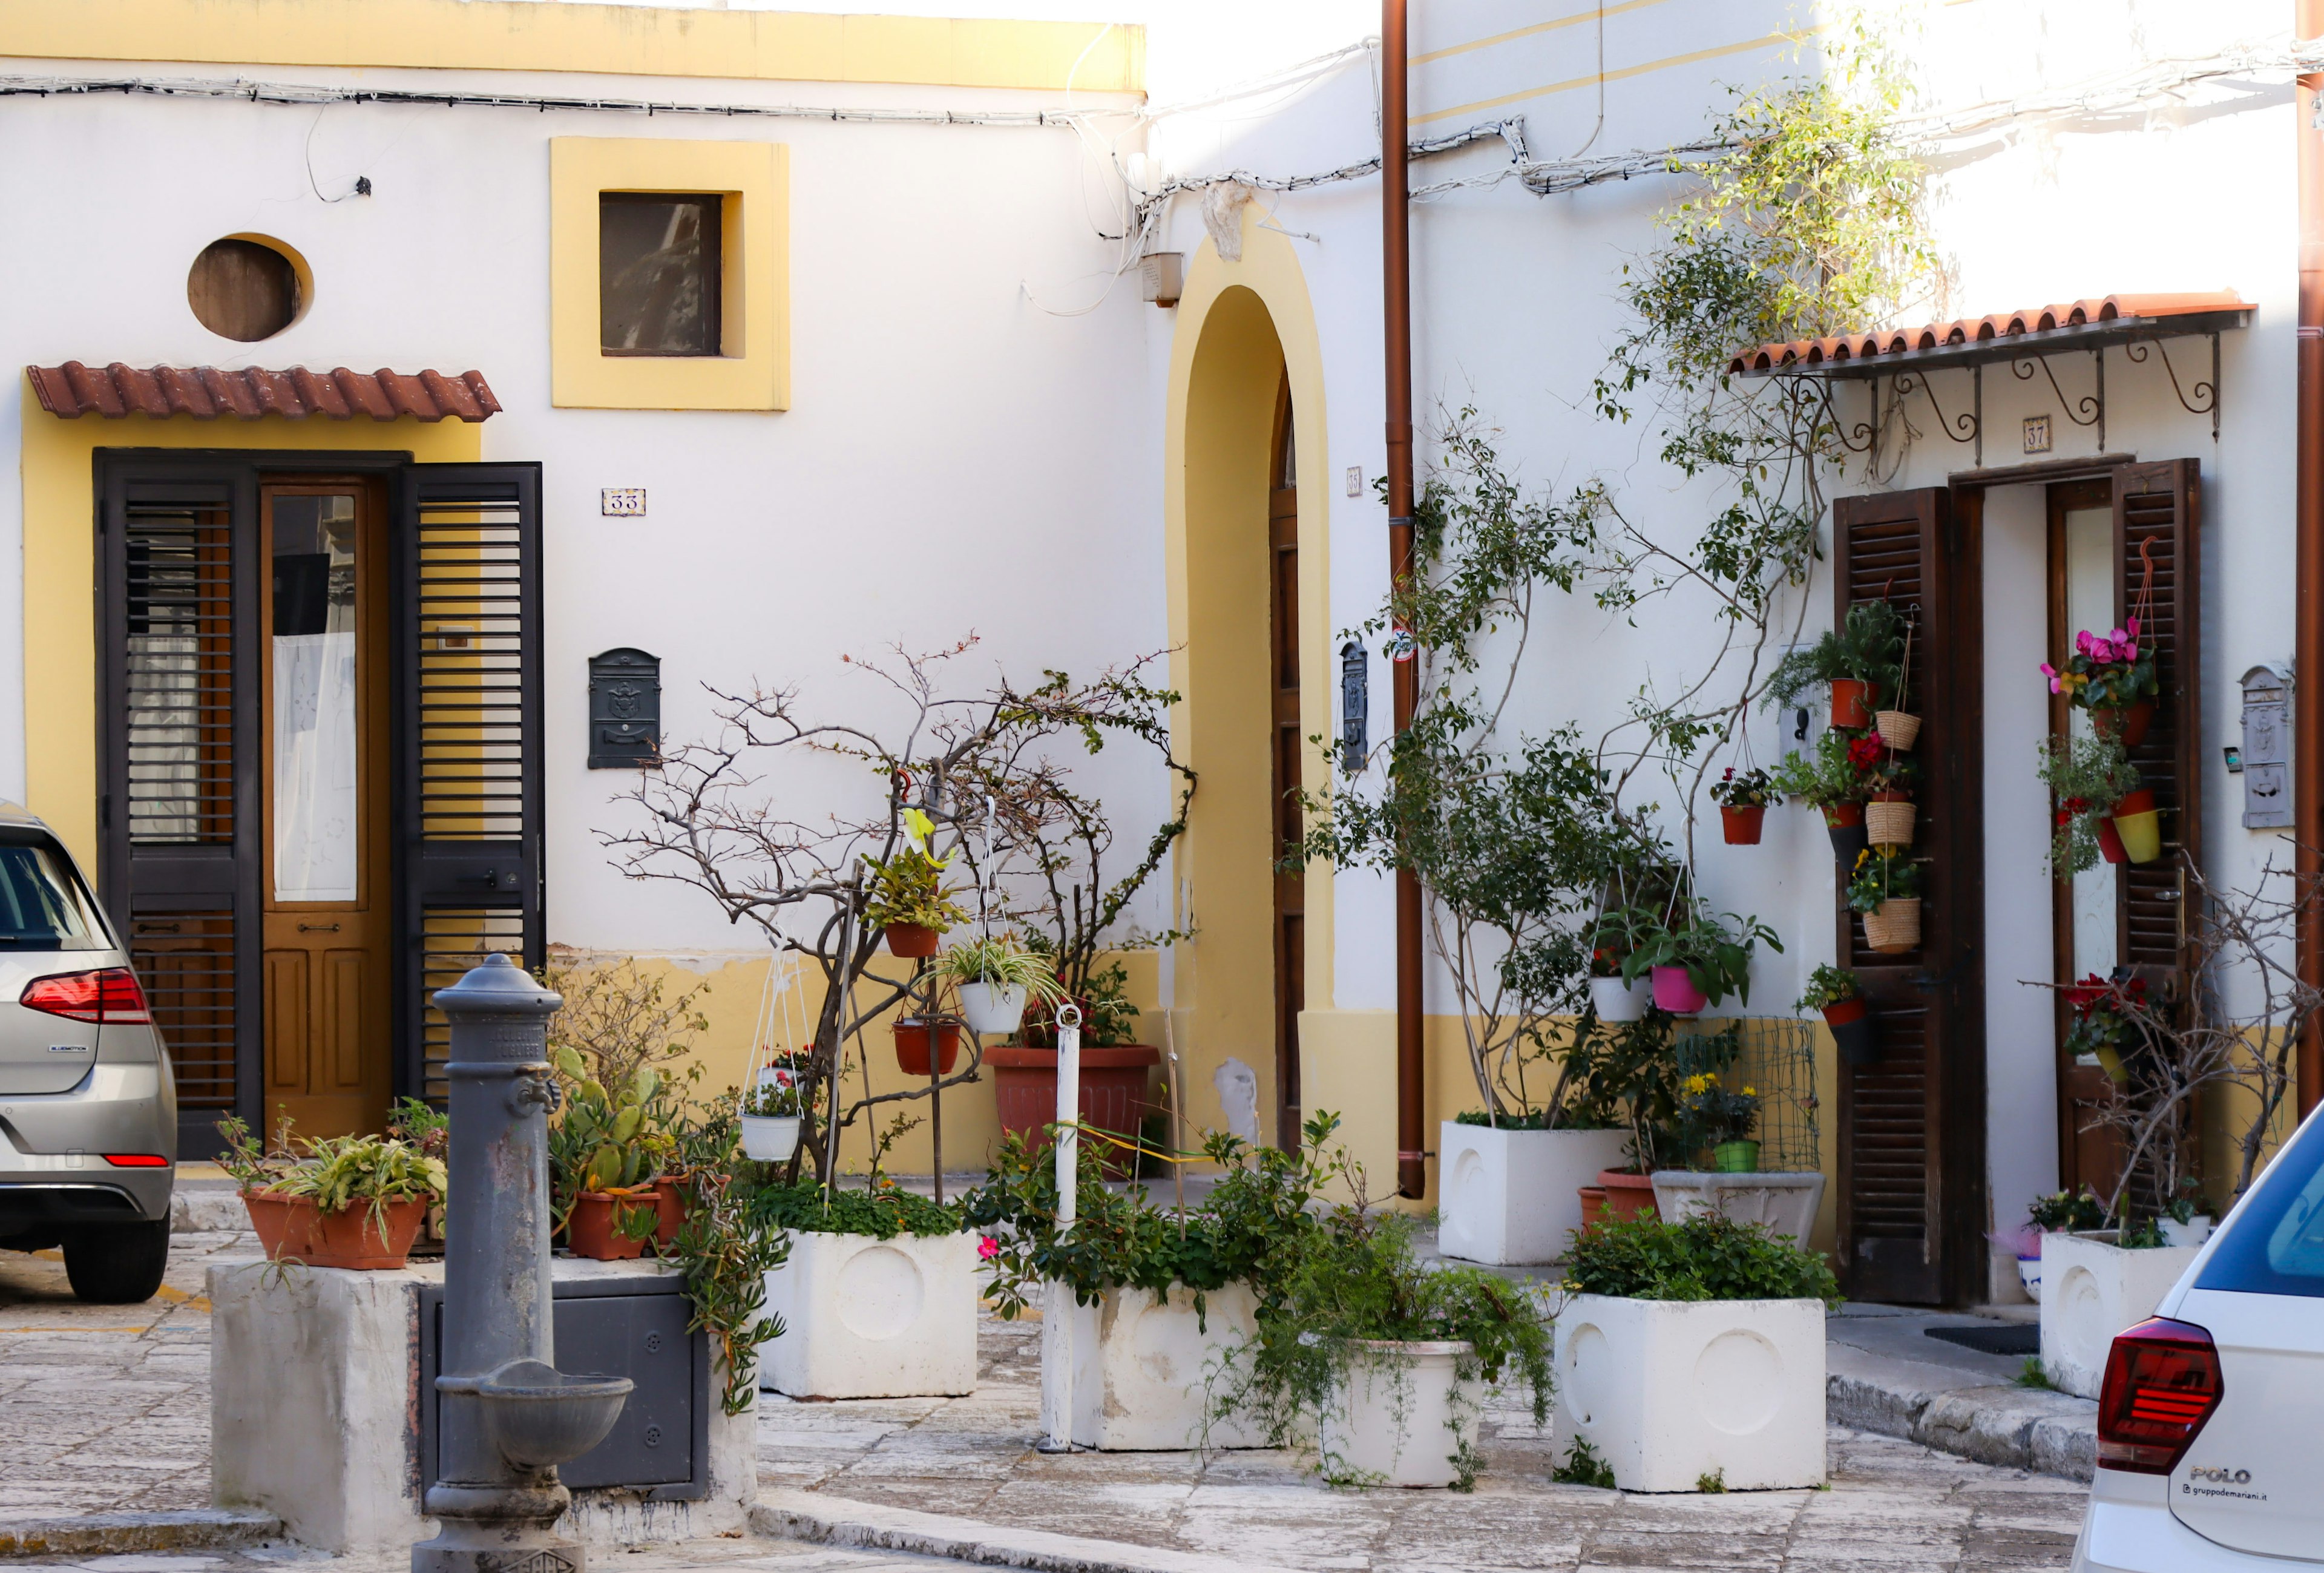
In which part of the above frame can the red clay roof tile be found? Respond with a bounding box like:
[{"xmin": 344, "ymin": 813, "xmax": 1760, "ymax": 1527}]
[
  {"xmin": 24, "ymin": 362, "xmax": 501, "ymax": 421},
  {"xmin": 1728, "ymin": 292, "xmax": 2251, "ymax": 374}
]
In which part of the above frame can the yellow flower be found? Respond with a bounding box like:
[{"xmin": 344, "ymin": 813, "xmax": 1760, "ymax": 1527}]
[{"xmin": 1742, "ymin": 1086, "xmax": 1758, "ymax": 1097}]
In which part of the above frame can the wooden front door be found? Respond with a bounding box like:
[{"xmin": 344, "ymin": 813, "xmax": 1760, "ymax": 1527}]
[
  {"xmin": 260, "ymin": 482, "xmax": 392, "ymax": 1140},
  {"xmin": 1269, "ymin": 379, "xmax": 1304, "ymax": 1149}
]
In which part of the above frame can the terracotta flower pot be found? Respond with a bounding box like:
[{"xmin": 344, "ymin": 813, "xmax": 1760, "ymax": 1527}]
[
  {"xmin": 1862, "ymin": 896, "xmax": 1922, "ymax": 954},
  {"xmin": 1719, "ymin": 804, "xmax": 1765, "ymax": 845},
  {"xmin": 1823, "ymin": 801, "xmax": 1869, "ymax": 866},
  {"xmin": 568, "ymin": 1190, "xmax": 655, "ymax": 1261},
  {"xmin": 1577, "ymin": 1184, "xmax": 1610, "ymax": 1229},
  {"xmin": 1865, "ymin": 798, "xmax": 1916, "ymax": 849},
  {"xmin": 2094, "ymin": 698, "xmax": 2154, "ymax": 750},
  {"xmin": 242, "ymin": 1189, "xmax": 428, "ymax": 1270},
  {"xmin": 1830, "ymin": 679, "xmax": 1875, "ymax": 729},
  {"xmin": 1875, "ymin": 711, "xmax": 1921, "ymax": 750},
  {"xmin": 986, "ymin": 1043, "xmax": 1159, "ymax": 1180},
  {"xmin": 1820, "ymin": 994, "xmax": 1878, "ymax": 1067},
  {"xmin": 1595, "ymin": 1169, "xmax": 1659, "ymax": 1223},
  {"xmin": 883, "ymin": 923, "xmax": 940, "ymax": 958},
  {"xmin": 2096, "ymin": 815, "xmax": 2129, "ymax": 864},
  {"xmin": 893, "ymin": 1017, "xmax": 963, "ymax": 1075},
  {"xmin": 1650, "ymin": 965, "xmax": 1707, "ymax": 1016},
  {"xmin": 2109, "ymin": 789, "xmax": 2162, "ymax": 864},
  {"xmin": 652, "ymin": 1176, "xmax": 691, "ymax": 1250}
]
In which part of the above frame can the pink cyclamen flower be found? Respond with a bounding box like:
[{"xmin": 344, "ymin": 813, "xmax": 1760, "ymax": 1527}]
[
  {"xmin": 2041, "ymin": 662, "xmax": 2063, "ymax": 694},
  {"xmin": 977, "ymin": 1235, "xmax": 1000, "ymax": 1260},
  {"xmin": 2076, "ymin": 629, "xmax": 2096, "ymax": 657}
]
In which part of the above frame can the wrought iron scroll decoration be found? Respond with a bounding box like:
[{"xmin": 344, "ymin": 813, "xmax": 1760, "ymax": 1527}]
[
  {"xmin": 2013, "ymin": 348, "xmax": 2105, "ymax": 450},
  {"xmin": 1892, "ymin": 369, "xmax": 1980, "ymax": 452},
  {"xmin": 2122, "ymin": 332, "xmax": 2222, "ymax": 441}
]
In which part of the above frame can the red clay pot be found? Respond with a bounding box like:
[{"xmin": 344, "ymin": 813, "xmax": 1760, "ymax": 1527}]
[
  {"xmin": 243, "ymin": 1189, "xmax": 428, "ymax": 1269},
  {"xmin": 652, "ymin": 1177, "xmax": 692, "ymax": 1250},
  {"xmin": 893, "ymin": 1017, "xmax": 963, "ymax": 1076},
  {"xmin": 1577, "ymin": 1185, "xmax": 1610, "ymax": 1229},
  {"xmin": 1720, "ymin": 804, "xmax": 1765, "ymax": 845},
  {"xmin": 2095, "ymin": 698, "xmax": 2154, "ymax": 750},
  {"xmin": 2096, "ymin": 815, "xmax": 2129, "ymax": 864},
  {"xmin": 1595, "ymin": 1169, "xmax": 1660, "ymax": 1223},
  {"xmin": 988, "ymin": 1043, "xmax": 1159, "ymax": 1180},
  {"xmin": 1830, "ymin": 680, "xmax": 1875, "ymax": 729},
  {"xmin": 1820, "ymin": 995, "xmax": 1869, "ymax": 1028},
  {"xmin": 883, "ymin": 923, "xmax": 940, "ymax": 958},
  {"xmin": 568, "ymin": 1190, "xmax": 655, "ymax": 1260}
]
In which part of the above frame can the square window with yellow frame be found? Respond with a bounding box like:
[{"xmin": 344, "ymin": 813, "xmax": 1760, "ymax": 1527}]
[{"xmin": 550, "ymin": 137, "xmax": 789, "ymax": 410}]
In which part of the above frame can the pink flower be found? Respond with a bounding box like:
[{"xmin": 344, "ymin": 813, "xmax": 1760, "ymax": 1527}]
[
  {"xmin": 2041, "ymin": 662, "xmax": 2062, "ymax": 694},
  {"xmin": 2125, "ymin": 617, "xmax": 2139, "ymax": 641},
  {"xmin": 977, "ymin": 1235, "xmax": 1000, "ymax": 1260},
  {"xmin": 2076, "ymin": 629, "xmax": 2096, "ymax": 657}
]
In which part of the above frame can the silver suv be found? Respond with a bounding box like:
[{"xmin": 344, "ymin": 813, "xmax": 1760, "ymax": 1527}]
[{"xmin": 0, "ymin": 805, "xmax": 175, "ymax": 1302}]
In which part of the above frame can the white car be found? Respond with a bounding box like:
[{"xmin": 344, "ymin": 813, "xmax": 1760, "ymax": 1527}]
[{"xmin": 2072, "ymin": 1102, "xmax": 2324, "ymax": 1570}]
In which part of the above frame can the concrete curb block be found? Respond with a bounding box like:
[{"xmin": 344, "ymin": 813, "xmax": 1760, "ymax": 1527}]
[
  {"xmin": 1828, "ymin": 1371, "xmax": 2096, "ymax": 1481},
  {"xmin": 172, "ymin": 1190, "xmax": 249, "ymax": 1233},
  {"xmin": 750, "ymin": 1491, "xmax": 1308, "ymax": 1573},
  {"xmin": 0, "ymin": 1509, "xmax": 282, "ymax": 1556}
]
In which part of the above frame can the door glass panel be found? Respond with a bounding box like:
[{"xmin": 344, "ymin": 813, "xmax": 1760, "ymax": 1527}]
[
  {"xmin": 272, "ymin": 495, "xmax": 359, "ymax": 902},
  {"xmin": 2063, "ymin": 505, "xmax": 2116, "ymax": 991}
]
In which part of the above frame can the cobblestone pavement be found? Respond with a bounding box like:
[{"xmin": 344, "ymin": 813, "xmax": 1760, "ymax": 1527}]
[
  {"xmin": 0, "ymin": 1545, "xmax": 957, "ymax": 1572},
  {"xmin": 759, "ymin": 1314, "xmax": 2092, "ymax": 1572}
]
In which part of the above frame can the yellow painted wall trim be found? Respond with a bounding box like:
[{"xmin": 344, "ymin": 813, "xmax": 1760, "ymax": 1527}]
[
  {"xmin": 19, "ymin": 383, "xmax": 482, "ymax": 872},
  {"xmin": 0, "ymin": 1, "xmax": 1144, "ymax": 95},
  {"xmin": 1410, "ymin": 0, "xmax": 1677, "ymax": 69},
  {"xmin": 551, "ymin": 138, "xmax": 789, "ymax": 412},
  {"xmin": 1413, "ymin": 25, "xmax": 1811, "ymax": 125}
]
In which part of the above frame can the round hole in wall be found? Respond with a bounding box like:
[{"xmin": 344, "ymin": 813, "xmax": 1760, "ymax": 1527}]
[{"xmin": 186, "ymin": 234, "xmax": 310, "ymax": 341}]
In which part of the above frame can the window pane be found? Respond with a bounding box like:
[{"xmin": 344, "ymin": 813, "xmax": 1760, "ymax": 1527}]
[
  {"xmin": 272, "ymin": 495, "xmax": 359, "ymax": 903},
  {"xmin": 600, "ymin": 194, "xmax": 721, "ymax": 355},
  {"xmin": 0, "ymin": 837, "xmax": 102, "ymax": 950}
]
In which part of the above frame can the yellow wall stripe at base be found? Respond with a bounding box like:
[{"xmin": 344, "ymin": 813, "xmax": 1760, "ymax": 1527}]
[
  {"xmin": 1412, "ymin": 27, "xmax": 1814, "ymax": 126},
  {"xmin": 0, "ymin": 0, "xmax": 1144, "ymax": 96}
]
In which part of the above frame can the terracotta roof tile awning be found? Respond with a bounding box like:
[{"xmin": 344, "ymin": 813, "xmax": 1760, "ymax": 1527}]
[
  {"xmin": 1730, "ymin": 291, "xmax": 2254, "ymax": 379},
  {"xmin": 24, "ymin": 363, "xmax": 501, "ymax": 421}
]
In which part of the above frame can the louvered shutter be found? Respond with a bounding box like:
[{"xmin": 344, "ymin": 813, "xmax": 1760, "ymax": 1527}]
[
  {"xmin": 395, "ymin": 465, "xmax": 545, "ymax": 1101},
  {"xmin": 2113, "ymin": 461, "xmax": 2201, "ymax": 979},
  {"xmin": 1831, "ymin": 488, "xmax": 1984, "ymax": 1305}
]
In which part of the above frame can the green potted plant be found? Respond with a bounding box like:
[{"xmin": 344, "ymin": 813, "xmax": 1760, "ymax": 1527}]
[
  {"xmin": 1678, "ymin": 1072, "xmax": 1762, "ymax": 1172},
  {"xmin": 1613, "ymin": 896, "xmax": 1781, "ymax": 1017},
  {"xmin": 1709, "ymin": 766, "xmax": 1780, "ymax": 846},
  {"xmin": 862, "ymin": 807, "xmax": 970, "ymax": 958},
  {"xmin": 2063, "ymin": 972, "xmax": 2151, "ymax": 1089},
  {"xmin": 1846, "ymin": 847, "xmax": 1923, "ymax": 954},
  {"xmin": 2043, "ymin": 619, "xmax": 2159, "ymax": 747},
  {"xmin": 550, "ymin": 1056, "xmax": 674, "ymax": 1260},
  {"xmin": 1765, "ymin": 599, "xmax": 1908, "ymax": 729},
  {"xmin": 1797, "ymin": 964, "xmax": 1876, "ymax": 1067},
  {"xmin": 218, "ymin": 1114, "xmax": 448, "ymax": 1271},
  {"xmin": 937, "ymin": 932, "xmax": 1063, "ymax": 1037},
  {"xmin": 1768, "ymin": 726, "xmax": 1876, "ymax": 865},
  {"xmin": 2037, "ymin": 734, "xmax": 2138, "ymax": 873}
]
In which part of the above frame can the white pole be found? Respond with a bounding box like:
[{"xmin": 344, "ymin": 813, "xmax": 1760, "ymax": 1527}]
[{"xmin": 1037, "ymin": 1002, "xmax": 1083, "ymax": 1452}]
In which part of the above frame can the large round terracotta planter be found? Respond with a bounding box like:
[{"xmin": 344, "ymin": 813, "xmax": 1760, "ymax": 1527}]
[
  {"xmin": 243, "ymin": 1189, "xmax": 428, "ymax": 1269},
  {"xmin": 568, "ymin": 1190, "xmax": 655, "ymax": 1261},
  {"xmin": 2109, "ymin": 789, "xmax": 2162, "ymax": 864},
  {"xmin": 1595, "ymin": 1169, "xmax": 1659, "ymax": 1223},
  {"xmin": 1830, "ymin": 679, "xmax": 1875, "ymax": 729},
  {"xmin": 1823, "ymin": 801, "xmax": 1869, "ymax": 866},
  {"xmin": 883, "ymin": 923, "xmax": 940, "ymax": 958},
  {"xmin": 1576, "ymin": 1184, "xmax": 1610, "ymax": 1229},
  {"xmin": 2094, "ymin": 698, "xmax": 2153, "ymax": 750},
  {"xmin": 1719, "ymin": 804, "xmax": 1765, "ymax": 845},
  {"xmin": 893, "ymin": 1017, "xmax": 963, "ymax": 1076},
  {"xmin": 988, "ymin": 1043, "xmax": 1159, "ymax": 1180}
]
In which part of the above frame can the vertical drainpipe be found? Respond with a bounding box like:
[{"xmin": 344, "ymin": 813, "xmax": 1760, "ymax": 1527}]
[
  {"xmin": 1383, "ymin": 0, "xmax": 1426, "ymax": 1198},
  {"xmin": 2300, "ymin": 0, "xmax": 2323, "ymax": 1118}
]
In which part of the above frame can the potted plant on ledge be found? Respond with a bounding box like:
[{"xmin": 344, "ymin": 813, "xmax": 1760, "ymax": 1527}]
[
  {"xmin": 220, "ymin": 1114, "xmax": 447, "ymax": 1271},
  {"xmin": 550, "ymin": 1061, "xmax": 675, "ymax": 1261},
  {"xmin": 1438, "ymin": 1024, "xmax": 1629, "ymax": 1267},
  {"xmin": 1554, "ymin": 1213, "xmax": 1837, "ymax": 1492}
]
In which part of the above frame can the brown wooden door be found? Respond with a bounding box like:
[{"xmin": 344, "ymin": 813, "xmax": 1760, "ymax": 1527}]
[
  {"xmin": 1270, "ymin": 381, "xmax": 1304, "ymax": 1149},
  {"xmin": 259, "ymin": 481, "xmax": 392, "ymax": 1141},
  {"xmin": 1833, "ymin": 487, "xmax": 1986, "ymax": 1305}
]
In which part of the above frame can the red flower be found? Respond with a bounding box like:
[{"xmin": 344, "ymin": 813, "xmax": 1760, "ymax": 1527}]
[
  {"xmin": 1847, "ymin": 736, "xmax": 1883, "ymax": 769},
  {"xmin": 977, "ymin": 1235, "xmax": 1000, "ymax": 1260}
]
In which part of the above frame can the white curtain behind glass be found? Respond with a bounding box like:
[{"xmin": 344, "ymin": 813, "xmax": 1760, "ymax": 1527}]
[{"xmin": 272, "ymin": 498, "xmax": 359, "ymax": 902}]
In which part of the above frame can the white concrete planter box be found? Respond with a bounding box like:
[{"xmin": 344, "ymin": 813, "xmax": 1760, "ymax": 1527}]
[
  {"xmin": 1437, "ymin": 1121, "xmax": 1629, "ymax": 1265},
  {"xmin": 1318, "ymin": 1340, "xmax": 1477, "ymax": 1488},
  {"xmin": 2038, "ymin": 1231, "xmax": 2201, "ymax": 1400},
  {"xmin": 1067, "ymin": 1280, "xmax": 1264, "ymax": 1451},
  {"xmin": 1554, "ymin": 1295, "xmax": 1826, "ymax": 1492},
  {"xmin": 1649, "ymin": 1171, "xmax": 1827, "ymax": 1244},
  {"xmin": 759, "ymin": 1229, "xmax": 978, "ymax": 1399}
]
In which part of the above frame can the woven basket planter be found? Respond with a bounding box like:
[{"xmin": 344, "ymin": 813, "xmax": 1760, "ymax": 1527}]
[
  {"xmin": 1864, "ymin": 800, "xmax": 1916, "ymax": 849},
  {"xmin": 1875, "ymin": 711, "xmax": 1921, "ymax": 750},
  {"xmin": 1862, "ymin": 897, "xmax": 1922, "ymax": 954}
]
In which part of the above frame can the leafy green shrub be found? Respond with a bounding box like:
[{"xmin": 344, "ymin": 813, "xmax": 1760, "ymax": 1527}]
[
  {"xmin": 1451, "ymin": 1107, "xmax": 1620, "ymax": 1131},
  {"xmin": 1562, "ymin": 1213, "xmax": 1839, "ymax": 1304},
  {"xmin": 746, "ymin": 1179, "xmax": 962, "ymax": 1239}
]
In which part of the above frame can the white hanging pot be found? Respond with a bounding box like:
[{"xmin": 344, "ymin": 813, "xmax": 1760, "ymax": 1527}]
[
  {"xmin": 740, "ymin": 1114, "xmax": 801, "ymax": 1162},
  {"xmin": 956, "ymin": 980, "xmax": 1028, "ymax": 1037},
  {"xmin": 1589, "ymin": 974, "xmax": 1651, "ymax": 1024}
]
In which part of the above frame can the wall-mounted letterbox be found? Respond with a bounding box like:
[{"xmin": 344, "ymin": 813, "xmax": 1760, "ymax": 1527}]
[
  {"xmin": 588, "ymin": 648, "xmax": 661, "ymax": 769},
  {"xmin": 1339, "ymin": 640, "xmax": 1368, "ymax": 773},
  {"xmin": 2240, "ymin": 664, "xmax": 2293, "ymax": 829}
]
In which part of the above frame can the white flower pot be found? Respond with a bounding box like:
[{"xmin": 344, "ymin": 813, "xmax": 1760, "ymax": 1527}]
[
  {"xmin": 1589, "ymin": 974, "xmax": 1651, "ymax": 1023},
  {"xmin": 1066, "ymin": 1281, "xmax": 1264, "ymax": 1451},
  {"xmin": 1554, "ymin": 1294, "xmax": 1827, "ymax": 1492},
  {"xmin": 2159, "ymin": 1214, "xmax": 2213, "ymax": 1249},
  {"xmin": 1649, "ymin": 1170, "xmax": 1826, "ymax": 1244},
  {"xmin": 956, "ymin": 980, "xmax": 1028, "ymax": 1038},
  {"xmin": 1437, "ymin": 1121, "xmax": 1628, "ymax": 1265},
  {"xmin": 2038, "ymin": 1231, "xmax": 2201, "ymax": 1400},
  {"xmin": 1318, "ymin": 1340, "xmax": 1475, "ymax": 1488},
  {"xmin": 758, "ymin": 1229, "xmax": 979, "ymax": 1399},
  {"xmin": 739, "ymin": 1114, "xmax": 801, "ymax": 1161},
  {"xmin": 2017, "ymin": 1255, "xmax": 2041, "ymax": 1298}
]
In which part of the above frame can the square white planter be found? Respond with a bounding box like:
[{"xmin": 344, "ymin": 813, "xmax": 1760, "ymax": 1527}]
[
  {"xmin": 1553, "ymin": 1294, "xmax": 1826, "ymax": 1492},
  {"xmin": 1317, "ymin": 1340, "xmax": 1476, "ymax": 1488},
  {"xmin": 1650, "ymin": 1171, "xmax": 1826, "ymax": 1244},
  {"xmin": 1068, "ymin": 1281, "xmax": 1264, "ymax": 1451},
  {"xmin": 2038, "ymin": 1232, "xmax": 2201, "ymax": 1399},
  {"xmin": 758, "ymin": 1229, "xmax": 979, "ymax": 1399},
  {"xmin": 1437, "ymin": 1121, "xmax": 1629, "ymax": 1266}
]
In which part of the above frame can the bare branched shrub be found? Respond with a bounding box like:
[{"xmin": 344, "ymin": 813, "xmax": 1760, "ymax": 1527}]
[{"xmin": 543, "ymin": 954, "xmax": 712, "ymax": 1092}]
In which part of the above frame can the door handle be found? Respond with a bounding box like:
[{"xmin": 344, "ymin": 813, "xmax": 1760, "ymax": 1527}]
[
  {"xmin": 459, "ymin": 869, "xmax": 502, "ymax": 891},
  {"xmin": 296, "ymin": 922, "xmax": 341, "ymax": 933}
]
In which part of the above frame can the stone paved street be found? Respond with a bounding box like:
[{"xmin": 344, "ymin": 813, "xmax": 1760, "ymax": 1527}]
[{"xmin": 0, "ymin": 1232, "xmax": 2090, "ymax": 1570}]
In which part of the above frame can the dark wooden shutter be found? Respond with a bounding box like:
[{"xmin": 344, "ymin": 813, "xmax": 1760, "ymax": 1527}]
[
  {"xmin": 1832, "ymin": 487, "xmax": 1986, "ymax": 1305},
  {"xmin": 98, "ymin": 465, "xmax": 261, "ymax": 1157},
  {"xmin": 2115, "ymin": 461, "xmax": 2201, "ymax": 978},
  {"xmin": 395, "ymin": 465, "xmax": 545, "ymax": 1101}
]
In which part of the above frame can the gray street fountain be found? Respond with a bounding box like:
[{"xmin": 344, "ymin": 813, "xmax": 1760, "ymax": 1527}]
[{"xmin": 413, "ymin": 954, "xmax": 633, "ymax": 1573}]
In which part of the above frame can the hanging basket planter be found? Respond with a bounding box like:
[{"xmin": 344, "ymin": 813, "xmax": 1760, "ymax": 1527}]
[
  {"xmin": 1862, "ymin": 897, "xmax": 1922, "ymax": 954},
  {"xmin": 2109, "ymin": 789, "xmax": 2163, "ymax": 864},
  {"xmin": 2093, "ymin": 698, "xmax": 2155, "ymax": 750},
  {"xmin": 1588, "ymin": 973, "xmax": 1652, "ymax": 1023},
  {"xmin": 1719, "ymin": 804, "xmax": 1765, "ymax": 845},
  {"xmin": 1820, "ymin": 995, "xmax": 1879, "ymax": 1068},
  {"xmin": 740, "ymin": 1113, "xmax": 802, "ymax": 1162},
  {"xmin": 1864, "ymin": 797, "xmax": 1916, "ymax": 849},
  {"xmin": 1650, "ymin": 965, "xmax": 1707, "ymax": 1017},
  {"xmin": 1822, "ymin": 802, "xmax": 1868, "ymax": 866},
  {"xmin": 893, "ymin": 1016, "xmax": 963, "ymax": 1076},
  {"xmin": 1875, "ymin": 711, "xmax": 1921, "ymax": 750},
  {"xmin": 1830, "ymin": 679, "xmax": 1875, "ymax": 729},
  {"xmin": 882, "ymin": 923, "xmax": 940, "ymax": 958},
  {"xmin": 955, "ymin": 980, "xmax": 1028, "ymax": 1037}
]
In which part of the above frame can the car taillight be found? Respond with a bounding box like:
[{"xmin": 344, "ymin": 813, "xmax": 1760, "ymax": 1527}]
[
  {"xmin": 2098, "ymin": 1316, "xmax": 2223, "ymax": 1474},
  {"xmin": 19, "ymin": 967, "xmax": 151, "ymax": 1025},
  {"xmin": 103, "ymin": 1154, "xmax": 168, "ymax": 1167}
]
